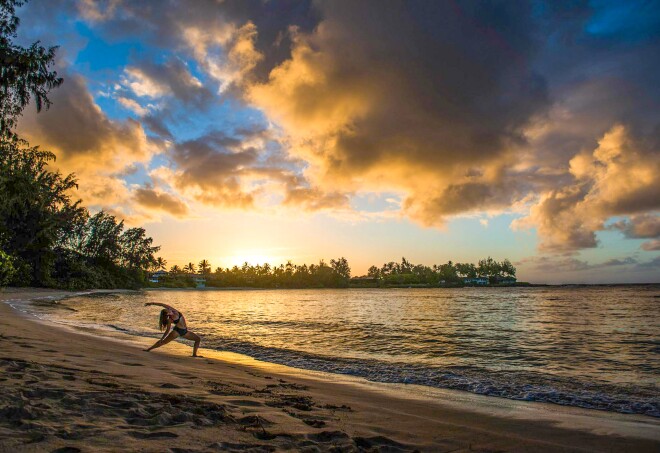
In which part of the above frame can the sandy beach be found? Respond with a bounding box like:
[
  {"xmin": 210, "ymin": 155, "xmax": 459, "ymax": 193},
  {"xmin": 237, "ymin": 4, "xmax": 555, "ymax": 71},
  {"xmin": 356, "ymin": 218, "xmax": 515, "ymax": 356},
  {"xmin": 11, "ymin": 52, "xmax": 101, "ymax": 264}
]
[{"xmin": 1, "ymin": 289, "xmax": 658, "ymax": 452}]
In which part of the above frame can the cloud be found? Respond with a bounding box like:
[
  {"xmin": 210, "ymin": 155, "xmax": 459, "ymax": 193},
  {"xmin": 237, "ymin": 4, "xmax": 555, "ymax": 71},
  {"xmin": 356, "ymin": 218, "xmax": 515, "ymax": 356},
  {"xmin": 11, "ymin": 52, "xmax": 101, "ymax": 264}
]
[
  {"xmin": 16, "ymin": 0, "xmax": 660, "ymax": 251},
  {"xmin": 18, "ymin": 72, "xmax": 157, "ymax": 172},
  {"xmin": 16, "ymin": 70, "xmax": 162, "ymax": 220},
  {"xmin": 133, "ymin": 186, "xmax": 189, "ymax": 217},
  {"xmin": 117, "ymin": 96, "xmax": 149, "ymax": 116},
  {"xmin": 601, "ymin": 257, "xmax": 638, "ymax": 266},
  {"xmin": 168, "ymin": 142, "xmax": 256, "ymax": 207},
  {"xmin": 610, "ymin": 214, "xmax": 660, "ymax": 239},
  {"xmin": 513, "ymin": 125, "xmax": 660, "ymax": 252},
  {"xmin": 636, "ymin": 256, "xmax": 660, "ymax": 270},
  {"xmin": 160, "ymin": 128, "xmax": 351, "ymax": 213},
  {"xmin": 641, "ymin": 240, "xmax": 660, "ymax": 251},
  {"xmin": 121, "ymin": 59, "xmax": 211, "ymax": 108},
  {"xmin": 243, "ymin": 2, "xmax": 550, "ymax": 223},
  {"xmin": 516, "ymin": 255, "xmax": 639, "ymax": 273},
  {"xmin": 282, "ymin": 186, "xmax": 349, "ymax": 211}
]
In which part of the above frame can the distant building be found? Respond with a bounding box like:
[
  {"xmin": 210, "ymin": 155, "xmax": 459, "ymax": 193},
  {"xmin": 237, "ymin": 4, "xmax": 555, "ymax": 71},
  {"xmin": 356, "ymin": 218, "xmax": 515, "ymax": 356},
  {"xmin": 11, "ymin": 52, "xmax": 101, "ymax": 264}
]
[
  {"xmin": 493, "ymin": 276, "xmax": 517, "ymax": 285},
  {"xmin": 350, "ymin": 277, "xmax": 379, "ymax": 283},
  {"xmin": 349, "ymin": 276, "xmax": 379, "ymax": 287},
  {"xmin": 463, "ymin": 276, "xmax": 489, "ymax": 286},
  {"xmin": 149, "ymin": 270, "xmax": 169, "ymax": 283},
  {"xmin": 192, "ymin": 275, "xmax": 206, "ymax": 288}
]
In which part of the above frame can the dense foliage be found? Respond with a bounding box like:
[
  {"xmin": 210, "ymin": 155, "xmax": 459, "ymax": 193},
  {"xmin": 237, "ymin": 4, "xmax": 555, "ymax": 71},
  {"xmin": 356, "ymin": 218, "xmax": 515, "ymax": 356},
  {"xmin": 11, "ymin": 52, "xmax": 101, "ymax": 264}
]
[
  {"xmin": 0, "ymin": 0, "xmax": 159, "ymax": 289},
  {"xmin": 153, "ymin": 257, "xmax": 353, "ymax": 289},
  {"xmin": 151, "ymin": 256, "xmax": 517, "ymax": 289},
  {"xmin": 366, "ymin": 256, "xmax": 516, "ymax": 286}
]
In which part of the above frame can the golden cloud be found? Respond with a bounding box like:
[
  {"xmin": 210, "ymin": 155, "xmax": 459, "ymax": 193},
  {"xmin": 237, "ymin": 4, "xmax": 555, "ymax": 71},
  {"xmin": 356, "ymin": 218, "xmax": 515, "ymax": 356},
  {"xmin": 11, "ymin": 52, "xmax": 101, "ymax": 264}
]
[{"xmin": 514, "ymin": 125, "xmax": 660, "ymax": 251}]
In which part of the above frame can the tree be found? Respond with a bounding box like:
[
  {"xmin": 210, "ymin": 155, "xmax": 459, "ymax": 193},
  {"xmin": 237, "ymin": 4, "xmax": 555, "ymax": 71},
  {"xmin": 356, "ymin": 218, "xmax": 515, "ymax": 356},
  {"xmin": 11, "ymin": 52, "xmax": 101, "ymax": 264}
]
[
  {"xmin": 330, "ymin": 257, "xmax": 351, "ymax": 280},
  {"xmin": 0, "ymin": 1, "xmax": 160, "ymax": 289},
  {"xmin": 367, "ymin": 265, "xmax": 380, "ymax": 278},
  {"xmin": 500, "ymin": 258, "xmax": 516, "ymax": 277},
  {"xmin": 82, "ymin": 211, "xmax": 123, "ymax": 265},
  {"xmin": 198, "ymin": 259, "xmax": 211, "ymax": 275},
  {"xmin": 1, "ymin": 0, "xmax": 63, "ymax": 136},
  {"xmin": 120, "ymin": 227, "xmax": 159, "ymax": 270},
  {"xmin": 0, "ymin": 141, "xmax": 84, "ymax": 284},
  {"xmin": 455, "ymin": 262, "xmax": 476, "ymax": 278},
  {"xmin": 184, "ymin": 262, "xmax": 196, "ymax": 274},
  {"xmin": 155, "ymin": 256, "xmax": 167, "ymax": 271},
  {"xmin": 170, "ymin": 264, "xmax": 181, "ymax": 274},
  {"xmin": 0, "ymin": 249, "xmax": 14, "ymax": 285}
]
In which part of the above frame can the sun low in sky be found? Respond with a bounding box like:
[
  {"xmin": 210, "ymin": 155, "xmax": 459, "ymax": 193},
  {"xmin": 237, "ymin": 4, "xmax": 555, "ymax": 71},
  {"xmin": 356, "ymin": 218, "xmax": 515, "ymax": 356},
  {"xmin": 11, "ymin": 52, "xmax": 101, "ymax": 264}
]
[{"xmin": 14, "ymin": 0, "xmax": 660, "ymax": 283}]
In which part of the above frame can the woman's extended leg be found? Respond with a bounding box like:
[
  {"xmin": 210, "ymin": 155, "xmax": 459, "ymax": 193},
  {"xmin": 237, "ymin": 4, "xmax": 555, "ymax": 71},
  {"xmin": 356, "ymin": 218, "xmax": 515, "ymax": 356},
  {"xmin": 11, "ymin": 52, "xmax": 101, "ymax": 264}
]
[
  {"xmin": 183, "ymin": 331, "xmax": 201, "ymax": 357},
  {"xmin": 146, "ymin": 330, "xmax": 179, "ymax": 352}
]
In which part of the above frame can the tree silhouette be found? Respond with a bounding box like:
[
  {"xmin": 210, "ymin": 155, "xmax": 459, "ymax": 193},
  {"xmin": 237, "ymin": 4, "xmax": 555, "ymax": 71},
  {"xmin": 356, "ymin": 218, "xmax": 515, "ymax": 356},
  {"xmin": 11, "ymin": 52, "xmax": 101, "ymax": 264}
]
[
  {"xmin": 198, "ymin": 259, "xmax": 211, "ymax": 275},
  {"xmin": 0, "ymin": 0, "xmax": 63, "ymax": 135},
  {"xmin": 184, "ymin": 262, "xmax": 196, "ymax": 274},
  {"xmin": 155, "ymin": 257, "xmax": 167, "ymax": 271}
]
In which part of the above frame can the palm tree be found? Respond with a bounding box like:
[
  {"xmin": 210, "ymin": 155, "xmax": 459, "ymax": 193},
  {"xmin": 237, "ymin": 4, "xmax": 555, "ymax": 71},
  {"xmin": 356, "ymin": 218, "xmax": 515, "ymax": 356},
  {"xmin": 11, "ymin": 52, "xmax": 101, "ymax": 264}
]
[
  {"xmin": 198, "ymin": 259, "xmax": 211, "ymax": 275},
  {"xmin": 184, "ymin": 262, "xmax": 196, "ymax": 274},
  {"xmin": 170, "ymin": 264, "xmax": 182, "ymax": 274},
  {"xmin": 156, "ymin": 256, "xmax": 167, "ymax": 271}
]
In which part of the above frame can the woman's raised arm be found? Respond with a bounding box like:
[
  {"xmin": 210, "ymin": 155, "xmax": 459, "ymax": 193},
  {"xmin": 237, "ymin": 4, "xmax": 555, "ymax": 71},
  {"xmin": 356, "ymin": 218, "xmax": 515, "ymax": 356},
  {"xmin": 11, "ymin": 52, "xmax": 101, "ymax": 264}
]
[{"xmin": 145, "ymin": 302, "xmax": 175, "ymax": 311}]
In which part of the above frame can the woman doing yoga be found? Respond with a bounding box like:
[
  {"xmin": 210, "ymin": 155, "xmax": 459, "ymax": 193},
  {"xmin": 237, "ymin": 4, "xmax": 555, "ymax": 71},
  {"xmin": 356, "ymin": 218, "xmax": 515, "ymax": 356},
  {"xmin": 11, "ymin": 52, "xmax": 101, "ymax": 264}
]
[{"xmin": 144, "ymin": 302, "xmax": 201, "ymax": 357}]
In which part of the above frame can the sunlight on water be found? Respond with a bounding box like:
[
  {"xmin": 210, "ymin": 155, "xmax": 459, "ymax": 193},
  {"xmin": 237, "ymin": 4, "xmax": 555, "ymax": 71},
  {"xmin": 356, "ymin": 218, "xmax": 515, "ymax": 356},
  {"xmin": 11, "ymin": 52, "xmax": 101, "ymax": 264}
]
[{"xmin": 20, "ymin": 286, "xmax": 660, "ymax": 416}]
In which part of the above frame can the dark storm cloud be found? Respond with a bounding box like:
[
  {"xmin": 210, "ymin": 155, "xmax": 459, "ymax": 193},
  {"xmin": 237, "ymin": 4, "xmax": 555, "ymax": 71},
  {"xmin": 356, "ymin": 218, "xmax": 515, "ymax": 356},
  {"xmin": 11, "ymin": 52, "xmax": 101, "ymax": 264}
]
[{"xmin": 166, "ymin": 131, "xmax": 258, "ymax": 208}]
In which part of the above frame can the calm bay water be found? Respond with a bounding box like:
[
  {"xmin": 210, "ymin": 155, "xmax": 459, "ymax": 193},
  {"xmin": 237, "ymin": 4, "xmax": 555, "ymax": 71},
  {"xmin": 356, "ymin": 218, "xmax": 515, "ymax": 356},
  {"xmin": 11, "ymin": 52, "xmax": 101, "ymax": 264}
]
[{"xmin": 16, "ymin": 286, "xmax": 660, "ymax": 416}]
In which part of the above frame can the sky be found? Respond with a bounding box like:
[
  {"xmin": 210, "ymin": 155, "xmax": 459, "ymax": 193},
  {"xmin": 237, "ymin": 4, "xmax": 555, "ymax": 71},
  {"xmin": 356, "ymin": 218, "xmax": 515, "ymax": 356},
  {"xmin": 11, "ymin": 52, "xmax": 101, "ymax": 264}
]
[{"xmin": 13, "ymin": 0, "xmax": 660, "ymax": 283}]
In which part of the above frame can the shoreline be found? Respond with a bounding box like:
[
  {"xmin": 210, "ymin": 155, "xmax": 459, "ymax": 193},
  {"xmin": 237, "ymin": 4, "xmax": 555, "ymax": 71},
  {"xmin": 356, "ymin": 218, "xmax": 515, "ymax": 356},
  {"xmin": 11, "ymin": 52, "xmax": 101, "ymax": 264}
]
[
  {"xmin": 1, "ymin": 288, "xmax": 658, "ymax": 452},
  {"xmin": 143, "ymin": 283, "xmax": 659, "ymax": 290}
]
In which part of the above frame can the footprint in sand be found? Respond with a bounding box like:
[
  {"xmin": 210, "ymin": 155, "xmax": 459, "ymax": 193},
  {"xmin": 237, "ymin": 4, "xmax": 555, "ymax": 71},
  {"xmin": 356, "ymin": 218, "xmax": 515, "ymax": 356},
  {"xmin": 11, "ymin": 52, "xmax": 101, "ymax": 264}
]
[
  {"xmin": 303, "ymin": 419, "xmax": 326, "ymax": 428},
  {"xmin": 128, "ymin": 430, "xmax": 179, "ymax": 439},
  {"xmin": 160, "ymin": 383, "xmax": 182, "ymax": 389},
  {"xmin": 237, "ymin": 415, "xmax": 273, "ymax": 427},
  {"xmin": 353, "ymin": 435, "xmax": 412, "ymax": 451},
  {"xmin": 226, "ymin": 399, "xmax": 264, "ymax": 407},
  {"xmin": 208, "ymin": 442, "xmax": 274, "ymax": 452}
]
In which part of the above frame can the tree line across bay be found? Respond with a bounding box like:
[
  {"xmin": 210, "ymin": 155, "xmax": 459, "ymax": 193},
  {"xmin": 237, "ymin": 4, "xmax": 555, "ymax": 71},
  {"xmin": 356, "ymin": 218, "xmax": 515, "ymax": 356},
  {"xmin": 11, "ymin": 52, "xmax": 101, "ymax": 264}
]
[{"xmin": 149, "ymin": 256, "xmax": 518, "ymax": 289}]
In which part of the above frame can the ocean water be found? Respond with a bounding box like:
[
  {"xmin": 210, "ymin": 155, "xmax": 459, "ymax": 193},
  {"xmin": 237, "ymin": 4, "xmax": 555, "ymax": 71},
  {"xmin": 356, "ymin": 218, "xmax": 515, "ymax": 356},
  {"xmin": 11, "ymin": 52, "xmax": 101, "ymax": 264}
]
[{"xmin": 14, "ymin": 286, "xmax": 660, "ymax": 417}]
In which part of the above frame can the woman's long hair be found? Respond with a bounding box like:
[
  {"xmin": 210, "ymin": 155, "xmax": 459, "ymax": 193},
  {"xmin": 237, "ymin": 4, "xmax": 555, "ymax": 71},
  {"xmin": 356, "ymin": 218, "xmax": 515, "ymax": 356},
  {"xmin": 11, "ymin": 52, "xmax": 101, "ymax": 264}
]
[{"xmin": 159, "ymin": 309, "xmax": 169, "ymax": 331}]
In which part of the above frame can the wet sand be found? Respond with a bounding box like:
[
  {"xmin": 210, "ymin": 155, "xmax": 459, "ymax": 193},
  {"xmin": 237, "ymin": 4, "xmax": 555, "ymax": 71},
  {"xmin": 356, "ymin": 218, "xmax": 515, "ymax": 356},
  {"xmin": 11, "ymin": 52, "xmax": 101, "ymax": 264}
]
[{"xmin": 1, "ymin": 288, "xmax": 658, "ymax": 452}]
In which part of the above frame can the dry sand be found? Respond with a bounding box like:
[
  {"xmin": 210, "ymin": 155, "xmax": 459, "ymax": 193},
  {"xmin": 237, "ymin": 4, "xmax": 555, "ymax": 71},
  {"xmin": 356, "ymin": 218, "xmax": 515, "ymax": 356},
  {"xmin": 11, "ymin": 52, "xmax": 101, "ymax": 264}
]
[{"xmin": 0, "ymin": 288, "xmax": 658, "ymax": 452}]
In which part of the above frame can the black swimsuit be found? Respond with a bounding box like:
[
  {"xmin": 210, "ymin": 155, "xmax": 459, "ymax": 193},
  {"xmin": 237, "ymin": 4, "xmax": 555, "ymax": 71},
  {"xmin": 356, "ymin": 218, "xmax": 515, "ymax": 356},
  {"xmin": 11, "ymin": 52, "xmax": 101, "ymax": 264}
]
[{"xmin": 172, "ymin": 314, "xmax": 188, "ymax": 336}]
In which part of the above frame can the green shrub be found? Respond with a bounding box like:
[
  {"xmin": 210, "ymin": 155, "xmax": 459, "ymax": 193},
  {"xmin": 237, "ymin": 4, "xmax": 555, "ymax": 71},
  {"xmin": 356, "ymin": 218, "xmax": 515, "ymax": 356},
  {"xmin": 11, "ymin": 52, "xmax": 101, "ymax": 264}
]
[{"xmin": 0, "ymin": 250, "xmax": 16, "ymax": 287}]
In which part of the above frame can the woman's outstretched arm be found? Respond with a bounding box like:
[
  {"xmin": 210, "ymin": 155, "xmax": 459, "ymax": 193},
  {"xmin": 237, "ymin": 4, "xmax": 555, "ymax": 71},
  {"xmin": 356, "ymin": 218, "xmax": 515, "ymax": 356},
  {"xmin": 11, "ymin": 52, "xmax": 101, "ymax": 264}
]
[{"xmin": 145, "ymin": 302, "xmax": 175, "ymax": 311}]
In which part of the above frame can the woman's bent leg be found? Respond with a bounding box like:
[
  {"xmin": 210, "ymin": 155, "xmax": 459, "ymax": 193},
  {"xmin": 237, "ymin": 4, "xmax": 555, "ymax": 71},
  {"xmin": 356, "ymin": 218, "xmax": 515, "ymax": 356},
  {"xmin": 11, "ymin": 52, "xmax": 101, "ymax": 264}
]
[{"xmin": 183, "ymin": 331, "xmax": 201, "ymax": 356}]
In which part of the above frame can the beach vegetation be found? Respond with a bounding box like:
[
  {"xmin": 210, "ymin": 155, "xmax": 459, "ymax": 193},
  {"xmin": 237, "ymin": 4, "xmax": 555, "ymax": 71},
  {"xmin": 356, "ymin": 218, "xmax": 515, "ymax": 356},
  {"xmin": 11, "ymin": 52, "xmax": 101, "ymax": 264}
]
[
  {"xmin": 149, "ymin": 255, "xmax": 516, "ymax": 289},
  {"xmin": 0, "ymin": 249, "xmax": 15, "ymax": 286},
  {"xmin": 0, "ymin": 0, "xmax": 160, "ymax": 289}
]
